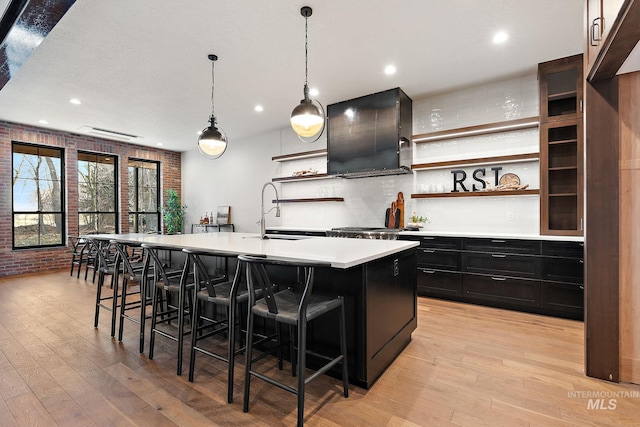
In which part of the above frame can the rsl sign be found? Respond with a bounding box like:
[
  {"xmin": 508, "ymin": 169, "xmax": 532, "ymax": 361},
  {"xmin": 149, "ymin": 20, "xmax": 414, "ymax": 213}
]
[{"xmin": 450, "ymin": 164, "xmax": 530, "ymax": 192}]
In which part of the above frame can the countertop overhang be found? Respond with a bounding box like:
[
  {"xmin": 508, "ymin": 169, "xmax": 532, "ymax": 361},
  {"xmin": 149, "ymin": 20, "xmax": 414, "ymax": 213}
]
[{"xmin": 84, "ymin": 232, "xmax": 419, "ymax": 269}]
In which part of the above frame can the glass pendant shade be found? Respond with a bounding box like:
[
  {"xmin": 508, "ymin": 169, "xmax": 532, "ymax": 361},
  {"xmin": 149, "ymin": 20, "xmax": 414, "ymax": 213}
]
[
  {"xmin": 198, "ymin": 121, "xmax": 227, "ymax": 159},
  {"xmin": 291, "ymin": 99, "xmax": 324, "ymax": 138},
  {"xmin": 198, "ymin": 54, "xmax": 228, "ymax": 159}
]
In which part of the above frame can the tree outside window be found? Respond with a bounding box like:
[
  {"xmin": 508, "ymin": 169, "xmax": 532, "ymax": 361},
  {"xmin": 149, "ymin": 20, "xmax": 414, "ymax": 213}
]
[
  {"xmin": 128, "ymin": 159, "xmax": 159, "ymax": 233},
  {"xmin": 12, "ymin": 142, "xmax": 65, "ymax": 248},
  {"xmin": 78, "ymin": 152, "xmax": 118, "ymax": 234}
]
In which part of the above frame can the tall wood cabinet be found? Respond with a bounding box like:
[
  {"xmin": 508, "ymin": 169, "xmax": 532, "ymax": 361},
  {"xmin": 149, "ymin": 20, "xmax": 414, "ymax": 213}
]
[{"xmin": 539, "ymin": 54, "xmax": 584, "ymax": 236}]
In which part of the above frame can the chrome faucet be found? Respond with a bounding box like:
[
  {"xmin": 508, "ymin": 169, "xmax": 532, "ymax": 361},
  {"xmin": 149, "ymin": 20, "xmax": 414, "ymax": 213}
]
[{"xmin": 260, "ymin": 182, "xmax": 281, "ymax": 239}]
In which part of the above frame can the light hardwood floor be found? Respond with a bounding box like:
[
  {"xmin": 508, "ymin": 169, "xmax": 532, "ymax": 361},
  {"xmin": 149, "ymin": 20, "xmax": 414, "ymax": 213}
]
[{"xmin": 1, "ymin": 269, "xmax": 639, "ymax": 426}]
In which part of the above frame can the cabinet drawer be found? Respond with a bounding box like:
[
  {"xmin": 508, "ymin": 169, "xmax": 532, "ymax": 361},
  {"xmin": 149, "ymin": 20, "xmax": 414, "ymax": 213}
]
[
  {"xmin": 541, "ymin": 281, "xmax": 584, "ymax": 318},
  {"xmin": 463, "ymin": 274, "xmax": 541, "ymax": 307},
  {"xmin": 462, "ymin": 253, "xmax": 540, "ymax": 279},
  {"xmin": 417, "ymin": 248, "xmax": 461, "ymax": 271},
  {"xmin": 417, "ymin": 269, "xmax": 462, "ymax": 297},
  {"xmin": 464, "ymin": 238, "xmax": 540, "ymax": 254},
  {"xmin": 541, "ymin": 241, "xmax": 584, "ymax": 258},
  {"xmin": 542, "ymin": 257, "xmax": 584, "ymax": 283},
  {"xmin": 414, "ymin": 236, "xmax": 462, "ymax": 250}
]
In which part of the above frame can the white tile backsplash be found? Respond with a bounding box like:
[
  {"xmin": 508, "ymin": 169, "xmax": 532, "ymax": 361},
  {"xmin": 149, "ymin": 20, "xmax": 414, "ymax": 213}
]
[
  {"xmin": 413, "ymin": 74, "xmax": 539, "ymax": 135},
  {"xmin": 276, "ymin": 73, "xmax": 541, "ymax": 235},
  {"xmin": 415, "ymin": 128, "xmax": 539, "ymax": 163}
]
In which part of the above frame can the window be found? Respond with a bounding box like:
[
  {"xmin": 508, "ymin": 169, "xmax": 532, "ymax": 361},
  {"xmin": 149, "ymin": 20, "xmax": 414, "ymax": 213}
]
[
  {"xmin": 128, "ymin": 159, "xmax": 159, "ymax": 233},
  {"xmin": 12, "ymin": 142, "xmax": 65, "ymax": 248},
  {"xmin": 78, "ymin": 152, "xmax": 118, "ymax": 234}
]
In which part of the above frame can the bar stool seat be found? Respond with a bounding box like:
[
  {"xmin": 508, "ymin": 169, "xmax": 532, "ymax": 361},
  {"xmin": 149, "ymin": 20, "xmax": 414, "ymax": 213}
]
[
  {"xmin": 185, "ymin": 249, "xmax": 248, "ymax": 403},
  {"xmin": 113, "ymin": 240, "xmax": 154, "ymax": 353},
  {"xmin": 143, "ymin": 243, "xmax": 193, "ymax": 375},
  {"xmin": 239, "ymin": 254, "xmax": 349, "ymax": 427}
]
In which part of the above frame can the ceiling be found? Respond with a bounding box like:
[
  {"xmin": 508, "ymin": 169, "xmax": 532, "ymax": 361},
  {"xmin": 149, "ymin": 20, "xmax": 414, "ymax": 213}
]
[{"xmin": 0, "ymin": 0, "xmax": 585, "ymax": 153}]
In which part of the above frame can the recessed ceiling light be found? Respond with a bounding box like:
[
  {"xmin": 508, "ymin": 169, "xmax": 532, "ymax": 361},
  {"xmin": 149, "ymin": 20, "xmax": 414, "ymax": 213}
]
[
  {"xmin": 309, "ymin": 87, "xmax": 319, "ymax": 97},
  {"xmin": 38, "ymin": 119, "xmax": 48, "ymax": 124},
  {"xmin": 384, "ymin": 65, "xmax": 396, "ymax": 75},
  {"xmin": 255, "ymin": 105, "xmax": 264, "ymax": 112},
  {"xmin": 493, "ymin": 31, "xmax": 508, "ymax": 44},
  {"xmin": 156, "ymin": 142, "xmax": 163, "ymax": 146},
  {"xmin": 70, "ymin": 98, "xmax": 82, "ymax": 105}
]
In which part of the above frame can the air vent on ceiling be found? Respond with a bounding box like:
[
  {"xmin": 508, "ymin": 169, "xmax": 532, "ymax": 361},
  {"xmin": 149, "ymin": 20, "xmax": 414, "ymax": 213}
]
[{"xmin": 78, "ymin": 126, "xmax": 141, "ymax": 141}]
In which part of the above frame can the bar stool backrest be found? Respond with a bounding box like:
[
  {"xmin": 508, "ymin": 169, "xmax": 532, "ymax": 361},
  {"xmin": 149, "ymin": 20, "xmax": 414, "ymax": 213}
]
[
  {"xmin": 142, "ymin": 244, "xmax": 189, "ymax": 286},
  {"xmin": 186, "ymin": 250, "xmax": 237, "ymax": 298},
  {"xmin": 237, "ymin": 255, "xmax": 331, "ymax": 317},
  {"xmin": 112, "ymin": 241, "xmax": 143, "ymax": 282},
  {"xmin": 88, "ymin": 238, "xmax": 116, "ymax": 273}
]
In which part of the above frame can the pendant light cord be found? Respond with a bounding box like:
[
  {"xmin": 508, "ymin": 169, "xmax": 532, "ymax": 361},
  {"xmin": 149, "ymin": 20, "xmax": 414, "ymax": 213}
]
[
  {"xmin": 304, "ymin": 14, "xmax": 309, "ymax": 88},
  {"xmin": 210, "ymin": 59, "xmax": 216, "ymax": 121}
]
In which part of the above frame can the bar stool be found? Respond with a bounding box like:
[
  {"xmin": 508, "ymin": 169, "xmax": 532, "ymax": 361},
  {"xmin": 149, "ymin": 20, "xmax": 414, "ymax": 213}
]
[
  {"xmin": 69, "ymin": 236, "xmax": 87, "ymax": 277},
  {"xmin": 90, "ymin": 238, "xmax": 119, "ymax": 336},
  {"xmin": 113, "ymin": 241, "xmax": 152, "ymax": 353},
  {"xmin": 185, "ymin": 249, "xmax": 246, "ymax": 403},
  {"xmin": 239, "ymin": 255, "xmax": 349, "ymax": 427},
  {"xmin": 144, "ymin": 243, "xmax": 193, "ymax": 375}
]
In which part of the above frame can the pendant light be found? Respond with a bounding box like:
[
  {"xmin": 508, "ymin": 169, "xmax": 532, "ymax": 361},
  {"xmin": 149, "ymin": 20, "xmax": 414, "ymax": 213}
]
[
  {"xmin": 198, "ymin": 54, "xmax": 228, "ymax": 159},
  {"xmin": 290, "ymin": 6, "xmax": 324, "ymax": 142}
]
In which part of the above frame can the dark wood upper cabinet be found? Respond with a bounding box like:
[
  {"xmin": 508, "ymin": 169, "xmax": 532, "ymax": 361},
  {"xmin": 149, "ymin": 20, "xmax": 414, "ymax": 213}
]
[{"xmin": 539, "ymin": 55, "xmax": 584, "ymax": 236}]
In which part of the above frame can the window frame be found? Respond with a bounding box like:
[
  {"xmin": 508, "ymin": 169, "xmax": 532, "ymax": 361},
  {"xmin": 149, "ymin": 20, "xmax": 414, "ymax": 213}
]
[
  {"xmin": 77, "ymin": 151, "xmax": 119, "ymax": 235},
  {"xmin": 128, "ymin": 158, "xmax": 160, "ymax": 233},
  {"xmin": 12, "ymin": 141, "xmax": 66, "ymax": 249}
]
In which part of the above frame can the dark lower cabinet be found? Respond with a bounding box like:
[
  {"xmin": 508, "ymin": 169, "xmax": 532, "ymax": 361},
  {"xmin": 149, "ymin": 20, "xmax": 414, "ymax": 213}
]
[
  {"xmin": 541, "ymin": 281, "xmax": 584, "ymax": 318},
  {"xmin": 400, "ymin": 234, "xmax": 584, "ymax": 319},
  {"xmin": 463, "ymin": 274, "xmax": 541, "ymax": 308},
  {"xmin": 462, "ymin": 252, "xmax": 540, "ymax": 279},
  {"xmin": 417, "ymin": 268, "xmax": 462, "ymax": 297}
]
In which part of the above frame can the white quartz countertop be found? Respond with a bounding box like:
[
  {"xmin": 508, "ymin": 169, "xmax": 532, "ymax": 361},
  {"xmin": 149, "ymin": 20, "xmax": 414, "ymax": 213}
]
[
  {"xmin": 85, "ymin": 232, "xmax": 419, "ymax": 269},
  {"xmin": 398, "ymin": 230, "xmax": 585, "ymax": 242},
  {"xmin": 266, "ymin": 227, "xmax": 585, "ymax": 242}
]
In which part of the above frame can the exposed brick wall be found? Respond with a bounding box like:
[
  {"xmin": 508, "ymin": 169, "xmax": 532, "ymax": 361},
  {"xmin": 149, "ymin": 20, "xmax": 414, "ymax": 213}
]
[{"xmin": 0, "ymin": 120, "xmax": 181, "ymax": 277}]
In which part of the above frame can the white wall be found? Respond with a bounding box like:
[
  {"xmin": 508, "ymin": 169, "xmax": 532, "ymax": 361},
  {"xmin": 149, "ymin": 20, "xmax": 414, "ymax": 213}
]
[
  {"xmin": 182, "ymin": 73, "xmax": 542, "ymax": 235},
  {"xmin": 182, "ymin": 129, "xmax": 281, "ymax": 233}
]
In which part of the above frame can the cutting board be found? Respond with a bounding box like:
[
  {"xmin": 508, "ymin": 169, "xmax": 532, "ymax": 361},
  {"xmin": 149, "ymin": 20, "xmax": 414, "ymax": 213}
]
[{"xmin": 385, "ymin": 207, "xmax": 400, "ymax": 228}]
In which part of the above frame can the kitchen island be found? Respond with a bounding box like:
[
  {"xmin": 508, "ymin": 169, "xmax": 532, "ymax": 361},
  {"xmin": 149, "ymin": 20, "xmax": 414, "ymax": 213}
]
[{"xmin": 88, "ymin": 232, "xmax": 419, "ymax": 388}]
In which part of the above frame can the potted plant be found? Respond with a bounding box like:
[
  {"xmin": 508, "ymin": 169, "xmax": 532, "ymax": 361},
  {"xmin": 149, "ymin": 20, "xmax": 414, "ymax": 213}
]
[
  {"xmin": 407, "ymin": 212, "xmax": 429, "ymax": 230},
  {"xmin": 161, "ymin": 189, "xmax": 187, "ymax": 234}
]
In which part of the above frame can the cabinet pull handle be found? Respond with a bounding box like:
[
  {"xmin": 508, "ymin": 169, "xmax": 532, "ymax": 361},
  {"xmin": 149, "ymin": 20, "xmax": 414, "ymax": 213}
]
[
  {"xmin": 420, "ymin": 268, "xmax": 435, "ymax": 274},
  {"xmin": 579, "ymin": 259, "xmax": 584, "ymax": 264},
  {"xmin": 491, "ymin": 276, "xmax": 507, "ymax": 281},
  {"xmin": 422, "ymin": 249, "xmax": 436, "ymax": 254},
  {"xmin": 591, "ymin": 17, "xmax": 602, "ymax": 46},
  {"xmin": 491, "ymin": 239, "xmax": 506, "ymax": 243},
  {"xmin": 491, "ymin": 254, "xmax": 507, "ymax": 258}
]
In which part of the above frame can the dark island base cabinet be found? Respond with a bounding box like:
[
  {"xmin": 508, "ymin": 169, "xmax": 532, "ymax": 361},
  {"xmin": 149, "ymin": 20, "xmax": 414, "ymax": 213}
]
[
  {"xmin": 400, "ymin": 235, "xmax": 584, "ymax": 320},
  {"xmin": 269, "ymin": 248, "xmax": 417, "ymax": 389}
]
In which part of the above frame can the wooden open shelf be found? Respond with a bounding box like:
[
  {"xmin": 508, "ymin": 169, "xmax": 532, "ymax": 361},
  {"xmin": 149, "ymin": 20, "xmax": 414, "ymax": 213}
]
[
  {"xmin": 411, "ymin": 189, "xmax": 539, "ymax": 199},
  {"xmin": 412, "ymin": 152, "xmax": 538, "ymax": 170},
  {"xmin": 272, "ymin": 173, "xmax": 332, "ymax": 182},
  {"xmin": 273, "ymin": 197, "xmax": 344, "ymax": 203},
  {"xmin": 272, "ymin": 149, "xmax": 327, "ymax": 162},
  {"xmin": 412, "ymin": 116, "xmax": 539, "ymax": 144},
  {"xmin": 548, "ymin": 90, "xmax": 578, "ymax": 101}
]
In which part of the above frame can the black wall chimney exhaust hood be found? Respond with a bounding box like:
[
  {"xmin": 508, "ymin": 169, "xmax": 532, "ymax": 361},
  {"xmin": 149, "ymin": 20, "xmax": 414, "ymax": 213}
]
[{"xmin": 327, "ymin": 87, "xmax": 413, "ymax": 179}]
